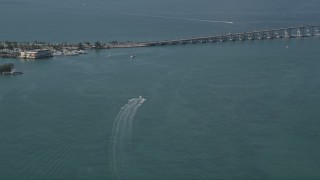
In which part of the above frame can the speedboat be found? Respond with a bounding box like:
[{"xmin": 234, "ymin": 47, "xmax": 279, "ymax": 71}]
[
  {"xmin": 130, "ymin": 54, "xmax": 136, "ymax": 59},
  {"xmin": 53, "ymin": 51, "xmax": 63, "ymax": 56},
  {"xmin": 64, "ymin": 51, "xmax": 79, "ymax": 56},
  {"xmin": 77, "ymin": 50, "xmax": 88, "ymax": 54}
]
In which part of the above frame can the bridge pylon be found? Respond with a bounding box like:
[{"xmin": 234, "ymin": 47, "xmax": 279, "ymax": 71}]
[
  {"xmin": 285, "ymin": 30, "xmax": 290, "ymax": 38},
  {"xmin": 315, "ymin": 27, "xmax": 320, "ymax": 36},
  {"xmin": 297, "ymin": 28, "xmax": 302, "ymax": 37}
]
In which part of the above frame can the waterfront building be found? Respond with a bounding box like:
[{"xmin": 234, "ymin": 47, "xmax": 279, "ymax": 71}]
[{"xmin": 20, "ymin": 49, "xmax": 53, "ymax": 59}]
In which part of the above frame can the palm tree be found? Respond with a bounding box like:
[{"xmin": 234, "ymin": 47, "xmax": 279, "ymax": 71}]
[
  {"xmin": 0, "ymin": 63, "xmax": 14, "ymax": 73},
  {"xmin": 94, "ymin": 41, "xmax": 102, "ymax": 48},
  {"xmin": 77, "ymin": 43, "xmax": 84, "ymax": 50}
]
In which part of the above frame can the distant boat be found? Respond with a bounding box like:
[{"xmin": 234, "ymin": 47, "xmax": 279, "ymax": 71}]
[
  {"xmin": 219, "ymin": 37, "xmax": 225, "ymax": 42},
  {"xmin": 53, "ymin": 51, "xmax": 63, "ymax": 56},
  {"xmin": 64, "ymin": 50, "xmax": 79, "ymax": 56},
  {"xmin": 266, "ymin": 33, "xmax": 272, "ymax": 39},
  {"xmin": 130, "ymin": 54, "xmax": 136, "ymax": 59},
  {"xmin": 1, "ymin": 63, "xmax": 22, "ymax": 75},
  {"xmin": 78, "ymin": 50, "xmax": 88, "ymax": 54},
  {"xmin": 2, "ymin": 68, "xmax": 23, "ymax": 75}
]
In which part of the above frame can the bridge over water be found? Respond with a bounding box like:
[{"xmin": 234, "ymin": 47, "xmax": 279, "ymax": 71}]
[{"xmin": 142, "ymin": 25, "xmax": 320, "ymax": 47}]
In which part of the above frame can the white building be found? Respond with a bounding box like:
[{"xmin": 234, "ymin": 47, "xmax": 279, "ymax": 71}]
[{"xmin": 20, "ymin": 49, "xmax": 53, "ymax": 59}]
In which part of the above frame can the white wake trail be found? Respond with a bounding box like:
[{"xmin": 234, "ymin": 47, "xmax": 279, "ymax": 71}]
[
  {"xmin": 118, "ymin": 12, "xmax": 234, "ymax": 24},
  {"xmin": 83, "ymin": 6, "xmax": 234, "ymax": 24},
  {"xmin": 110, "ymin": 97, "xmax": 146, "ymax": 180}
]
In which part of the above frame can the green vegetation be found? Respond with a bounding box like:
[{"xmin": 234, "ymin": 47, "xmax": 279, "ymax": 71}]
[
  {"xmin": 0, "ymin": 63, "xmax": 14, "ymax": 73},
  {"xmin": 77, "ymin": 43, "xmax": 84, "ymax": 50},
  {"xmin": 94, "ymin": 41, "xmax": 102, "ymax": 48},
  {"xmin": 0, "ymin": 39, "xmax": 137, "ymax": 55}
]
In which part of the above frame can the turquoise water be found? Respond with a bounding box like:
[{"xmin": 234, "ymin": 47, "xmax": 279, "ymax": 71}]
[
  {"xmin": 1, "ymin": 0, "xmax": 320, "ymax": 42},
  {"xmin": 1, "ymin": 0, "xmax": 320, "ymax": 179}
]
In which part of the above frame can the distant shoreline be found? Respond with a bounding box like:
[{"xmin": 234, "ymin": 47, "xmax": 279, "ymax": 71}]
[
  {"xmin": 0, "ymin": 41, "xmax": 150, "ymax": 58},
  {"xmin": 1, "ymin": 24, "xmax": 319, "ymax": 59}
]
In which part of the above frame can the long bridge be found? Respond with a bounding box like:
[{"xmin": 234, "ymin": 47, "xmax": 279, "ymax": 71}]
[
  {"xmin": 1, "ymin": 25, "xmax": 319, "ymax": 53},
  {"xmin": 136, "ymin": 25, "xmax": 320, "ymax": 47}
]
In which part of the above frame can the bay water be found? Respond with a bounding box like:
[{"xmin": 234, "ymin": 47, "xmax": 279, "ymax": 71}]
[{"xmin": 1, "ymin": 0, "xmax": 320, "ymax": 179}]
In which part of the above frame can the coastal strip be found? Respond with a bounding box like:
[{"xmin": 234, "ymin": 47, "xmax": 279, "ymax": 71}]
[{"xmin": 0, "ymin": 25, "xmax": 319, "ymax": 59}]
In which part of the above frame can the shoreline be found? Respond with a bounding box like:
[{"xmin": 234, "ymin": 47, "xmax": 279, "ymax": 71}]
[{"xmin": 1, "ymin": 24, "xmax": 319, "ymax": 59}]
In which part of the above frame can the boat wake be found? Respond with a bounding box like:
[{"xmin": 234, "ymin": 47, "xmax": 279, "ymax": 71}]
[
  {"xmin": 118, "ymin": 12, "xmax": 234, "ymax": 24},
  {"xmin": 110, "ymin": 96, "xmax": 146, "ymax": 180}
]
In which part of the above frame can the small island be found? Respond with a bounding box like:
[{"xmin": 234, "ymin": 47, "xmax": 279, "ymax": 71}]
[{"xmin": 0, "ymin": 63, "xmax": 23, "ymax": 75}]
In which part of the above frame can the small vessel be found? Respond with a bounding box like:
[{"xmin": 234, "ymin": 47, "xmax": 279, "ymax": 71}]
[
  {"xmin": 2, "ymin": 69, "xmax": 23, "ymax": 75},
  {"xmin": 53, "ymin": 51, "xmax": 64, "ymax": 56},
  {"xmin": 64, "ymin": 51, "xmax": 79, "ymax": 56},
  {"xmin": 274, "ymin": 32, "xmax": 280, "ymax": 38},
  {"xmin": 130, "ymin": 54, "xmax": 136, "ymax": 59},
  {"xmin": 266, "ymin": 33, "xmax": 271, "ymax": 39},
  {"xmin": 77, "ymin": 50, "xmax": 88, "ymax": 54}
]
